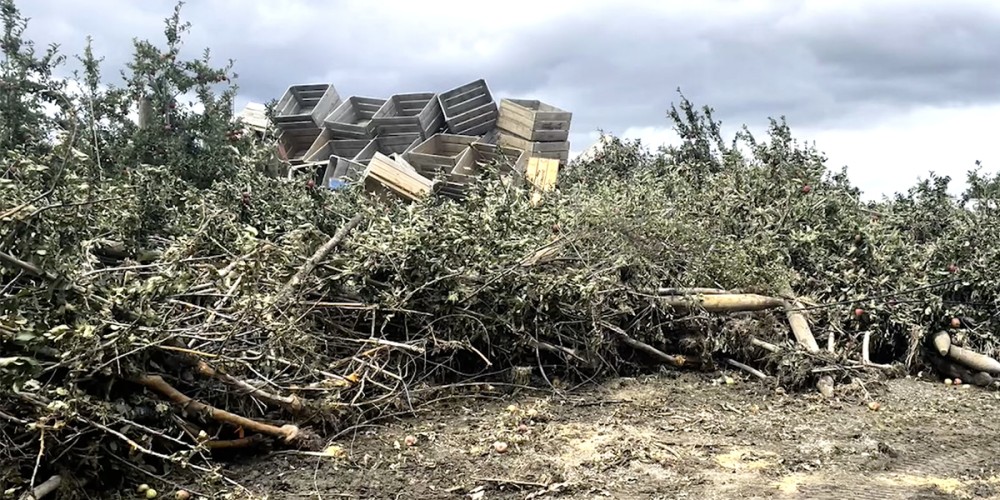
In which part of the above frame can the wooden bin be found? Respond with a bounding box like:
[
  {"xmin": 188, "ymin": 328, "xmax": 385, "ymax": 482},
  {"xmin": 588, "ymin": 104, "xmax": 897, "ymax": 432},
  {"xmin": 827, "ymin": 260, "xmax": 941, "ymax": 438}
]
[
  {"xmin": 277, "ymin": 125, "xmax": 322, "ymax": 164},
  {"xmin": 465, "ymin": 142, "xmax": 528, "ymax": 176},
  {"xmin": 438, "ymin": 79, "xmax": 498, "ymax": 136},
  {"xmin": 498, "ymin": 131, "xmax": 570, "ymax": 163},
  {"xmin": 370, "ymin": 93, "xmax": 445, "ymax": 139},
  {"xmin": 323, "ymin": 96, "xmax": 387, "ymax": 140},
  {"xmin": 320, "ymin": 135, "xmax": 421, "ymax": 189},
  {"xmin": 354, "ymin": 134, "xmax": 423, "ymax": 164},
  {"xmin": 362, "ymin": 152, "xmax": 435, "ymax": 202},
  {"xmin": 403, "ymin": 133, "xmax": 477, "ymax": 178},
  {"xmin": 273, "ymin": 84, "xmax": 341, "ymax": 128},
  {"xmin": 497, "ymin": 98, "xmax": 572, "ymax": 142},
  {"xmin": 303, "ymin": 129, "xmax": 370, "ymax": 163}
]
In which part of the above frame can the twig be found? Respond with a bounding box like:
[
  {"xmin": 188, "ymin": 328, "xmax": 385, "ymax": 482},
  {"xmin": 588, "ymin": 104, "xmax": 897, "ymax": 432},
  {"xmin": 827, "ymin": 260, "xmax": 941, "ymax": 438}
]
[
  {"xmin": 725, "ymin": 358, "xmax": 768, "ymax": 380},
  {"xmin": 275, "ymin": 213, "xmax": 363, "ymax": 304},
  {"xmin": 344, "ymin": 337, "xmax": 426, "ymax": 354},
  {"xmin": 0, "ymin": 250, "xmax": 52, "ymax": 279},
  {"xmin": 194, "ymin": 360, "xmax": 304, "ymax": 412},
  {"xmin": 28, "ymin": 429, "xmax": 44, "ymax": 497},
  {"xmin": 133, "ymin": 374, "xmax": 302, "ymax": 443},
  {"xmin": 653, "ymin": 287, "xmax": 733, "ymax": 295},
  {"xmin": 19, "ymin": 474, "xmax": 60, "ymax": 500},
  {"xmin": 750, "ymin": 337, "xmax": 780, "ymax": 353},
  {"xmin": 474, "ymin": 477, "xmax": 549, "ymax": 489},
  {"xmin": 0, "ymin": 409, "xmax": 29, "ymax": 425},
  {"xmin": 604, "ymin": 323, "xmax": 685, "ymax": 367}
]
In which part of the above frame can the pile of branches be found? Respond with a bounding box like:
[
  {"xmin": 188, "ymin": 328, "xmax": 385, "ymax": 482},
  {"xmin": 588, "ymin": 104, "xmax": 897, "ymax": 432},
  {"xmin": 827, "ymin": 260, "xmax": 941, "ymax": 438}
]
[{"xmin": 5, "ymin": 1, "xmax": 1000, "ymax": 498}]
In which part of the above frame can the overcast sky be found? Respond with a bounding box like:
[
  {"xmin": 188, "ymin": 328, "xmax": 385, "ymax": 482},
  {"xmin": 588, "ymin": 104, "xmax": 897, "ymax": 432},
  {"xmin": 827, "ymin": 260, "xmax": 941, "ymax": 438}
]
[{"xmin": 17, "ymin": 0, "xmax": 1000, "ymax": 200}]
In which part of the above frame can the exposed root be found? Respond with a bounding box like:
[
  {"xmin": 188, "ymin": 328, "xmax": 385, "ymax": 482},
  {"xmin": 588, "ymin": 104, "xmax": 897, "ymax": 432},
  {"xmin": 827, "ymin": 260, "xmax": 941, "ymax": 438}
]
[{"xmin": 133, "ymin": 374, "xmax": 306, "ymax": 445}]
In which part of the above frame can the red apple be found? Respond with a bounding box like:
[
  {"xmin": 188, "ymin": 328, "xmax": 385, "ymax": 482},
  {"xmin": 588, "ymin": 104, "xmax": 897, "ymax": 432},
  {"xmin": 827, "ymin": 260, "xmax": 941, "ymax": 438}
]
[
  {"xmin": 854, "ymin": 308, "xmax": 864, "ymax": 318},
  {"xmin": 801, "ymin": 185, "xmax": 812, "ymax": 194}
]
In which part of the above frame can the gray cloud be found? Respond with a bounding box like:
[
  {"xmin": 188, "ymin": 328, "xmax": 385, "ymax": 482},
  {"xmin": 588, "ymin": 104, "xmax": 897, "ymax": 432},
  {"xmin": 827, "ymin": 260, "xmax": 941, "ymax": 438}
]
[{"xmin": 16, "ymin": 0, "xmax": 1000, "ymax": 152}]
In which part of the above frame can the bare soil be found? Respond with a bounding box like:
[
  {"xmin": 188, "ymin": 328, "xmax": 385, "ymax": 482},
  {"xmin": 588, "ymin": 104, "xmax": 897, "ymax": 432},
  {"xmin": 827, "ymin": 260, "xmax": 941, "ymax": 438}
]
[{"xmin": 225, "ymin": 373, "xmax": 1000, "ymax": 499}]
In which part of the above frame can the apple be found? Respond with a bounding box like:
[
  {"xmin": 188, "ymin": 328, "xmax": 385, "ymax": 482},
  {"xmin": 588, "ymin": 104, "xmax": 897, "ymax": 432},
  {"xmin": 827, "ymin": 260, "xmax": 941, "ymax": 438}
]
[
  {"xmin": 951, "ymin": 317, "xmax": 961, "ymax": 329},
  {"xmin": 854, "ymin": 308, "xmax": 864, "ymax": 318},
  {"xmin": 801, "ymin": 185, "xmax": 812, "ymax": 194}
]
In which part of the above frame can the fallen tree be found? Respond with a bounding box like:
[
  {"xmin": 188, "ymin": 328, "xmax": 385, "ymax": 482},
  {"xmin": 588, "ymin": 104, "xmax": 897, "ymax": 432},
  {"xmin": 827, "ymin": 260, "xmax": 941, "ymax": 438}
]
[{"xmin": 3, "ymin": 2, "xmax": 1000, "ymax": 498}]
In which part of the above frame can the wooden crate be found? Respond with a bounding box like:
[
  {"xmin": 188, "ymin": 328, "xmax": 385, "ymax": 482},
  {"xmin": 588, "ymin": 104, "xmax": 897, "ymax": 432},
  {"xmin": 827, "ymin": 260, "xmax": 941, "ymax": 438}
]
[
  {"xmin": 323, "ymin": 96, "xmax": 387, "ymax": 140},
  {"xmin": 362, "ymin": 152, "xmax": 434, "ymax": 202},
  {"xmin": 497, "ymin": 98, "xmax": 572, "ymax": 142},
  {"xmin": 466, "ymin": 142, "xmax": 528, "ymax": 176},
  {"xmin": 353, "ymin": 134, "xmax": 422, "ymax": 165},
  {"xmin": 438, "ymin": 79, "xmax": 498, "ymax": 136},
  {"xmin": 321, "ymin": 157, "xmax": 365, "ymax": 189},
  {"xmin": 319, "ymin": 135, "xmax": 419, "ymax": 188},
  {"xmin": 303, "ymin": 129, "xmax": 370, "ymax": 163},
  {"xmin": 273, "ymin": 84, "xmax": 341, "ymax": 128},
  {"xmin": 403, "ymin": 133, "xmax": 477, "ymax": 178},
  {"xmin": 370, "ymin": 93, "xmax": 445, "ymax": 139},
  {"xmin": 277, "ymin": 125, "xmax": 322, "ymax": 164},
  {"xmin": 497, "ymin": 131, "xmax": 570, "ymax": 163}
]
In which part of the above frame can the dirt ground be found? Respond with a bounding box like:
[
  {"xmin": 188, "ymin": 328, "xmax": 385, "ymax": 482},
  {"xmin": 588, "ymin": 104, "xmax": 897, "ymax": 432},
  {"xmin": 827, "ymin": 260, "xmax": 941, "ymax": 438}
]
[{"xmin": 225, "ymin": 372, "xmax": 1000, "ymax": 500}]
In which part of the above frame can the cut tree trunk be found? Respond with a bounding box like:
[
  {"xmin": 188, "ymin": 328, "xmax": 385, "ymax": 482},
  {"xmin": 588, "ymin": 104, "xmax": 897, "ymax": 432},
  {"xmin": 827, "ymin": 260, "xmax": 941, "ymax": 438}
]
[
  {"xmin": 777, "ymin": 285, "xmax": 820, "ymax": 353},
  {"xmin": 947, "ymin": 345, "xmax": 1000, "ymax": 375},
  {"xmin": 659, "ymin": 293, "xmax": 784, "ymax": 312}
]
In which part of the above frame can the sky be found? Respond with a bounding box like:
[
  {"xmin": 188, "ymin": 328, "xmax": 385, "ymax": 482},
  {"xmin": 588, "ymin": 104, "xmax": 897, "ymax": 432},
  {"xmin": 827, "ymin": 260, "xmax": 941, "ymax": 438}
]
[{"xmin": 15, "ymin": 0, "xmax": 1000, "ymax": 200}]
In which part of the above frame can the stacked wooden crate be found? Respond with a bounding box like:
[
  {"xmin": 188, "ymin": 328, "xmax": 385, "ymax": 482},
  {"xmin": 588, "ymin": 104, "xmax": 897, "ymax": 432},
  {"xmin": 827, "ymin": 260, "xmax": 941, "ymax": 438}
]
[
  {"xmin": 496, "ymin": 98, "xmax": 572, "ymax": 165},
  {"xmin": 263, "ymin": 77, "xmax": 574, "ymax": 204},
  {"xmin": 272, "ymin": 84, "xmax": 341, "ymax": 164}
]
